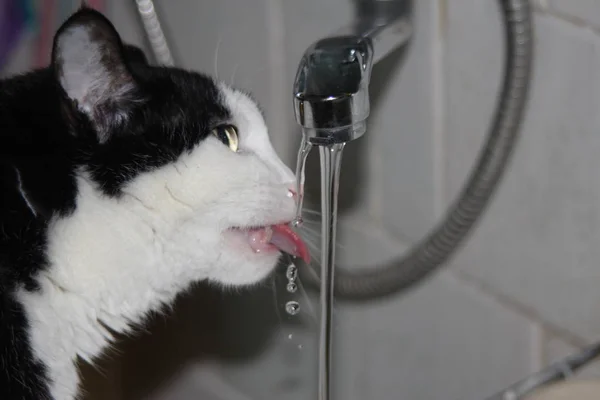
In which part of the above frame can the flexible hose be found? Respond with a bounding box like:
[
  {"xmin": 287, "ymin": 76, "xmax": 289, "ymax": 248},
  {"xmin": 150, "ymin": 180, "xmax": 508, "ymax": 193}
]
[
  {"xmin": 136, "ymin": 0, "xmax": 533, "ymax": 300},
  {"xmin": 320, "ymin": 0, "xmax": 534, "ymax": 300},
  {"xmin": 483, "ymin": 341, "xmax": 600, "ymax": 400},
  {"xmin": 134, "ymin": 0, "xmax": 175, "ymax": 66}
]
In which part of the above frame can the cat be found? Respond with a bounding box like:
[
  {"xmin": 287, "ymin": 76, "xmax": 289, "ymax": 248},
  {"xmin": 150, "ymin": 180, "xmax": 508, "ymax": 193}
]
[{"xmin": 0, "ymin": 7, "xmax": 309, "ymax": 400}]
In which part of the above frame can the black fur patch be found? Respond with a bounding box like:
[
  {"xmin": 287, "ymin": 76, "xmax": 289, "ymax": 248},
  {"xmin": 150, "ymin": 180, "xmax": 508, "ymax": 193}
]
[{"xmin": 84, "ymin": 66, "xmax": 230, "ymax": 196}]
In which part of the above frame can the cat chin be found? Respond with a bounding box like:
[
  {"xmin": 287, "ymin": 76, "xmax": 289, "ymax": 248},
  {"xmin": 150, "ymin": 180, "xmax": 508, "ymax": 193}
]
[
  {"xmin": 209, "ymin": 253, "xmax": 281, "ymax": 287},
  {"xmin": 212, "ymin": 230, "xmax": 283, "ymax": 286}
]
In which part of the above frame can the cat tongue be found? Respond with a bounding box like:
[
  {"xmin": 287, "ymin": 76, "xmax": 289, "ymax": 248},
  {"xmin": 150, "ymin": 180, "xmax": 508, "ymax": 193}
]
[
  {"xmin": 269, "ymin": 224, "xmax": 310, "ymax": 264},
  {"xmin": 247, "ymin": 224, "xmax": 310, "ymax": 263}
]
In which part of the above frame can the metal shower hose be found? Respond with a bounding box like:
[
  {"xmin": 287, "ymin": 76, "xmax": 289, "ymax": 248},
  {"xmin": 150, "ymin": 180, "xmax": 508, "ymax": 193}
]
[{"xmin": 135, "ymin": 0, "xmax": 534, "ymax": 300}]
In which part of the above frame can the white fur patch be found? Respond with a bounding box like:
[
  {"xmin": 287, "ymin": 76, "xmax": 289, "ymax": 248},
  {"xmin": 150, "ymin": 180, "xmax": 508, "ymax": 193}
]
[{"xmin": 17, "ymin": 85, "xmax": 297, "ymax": 399}]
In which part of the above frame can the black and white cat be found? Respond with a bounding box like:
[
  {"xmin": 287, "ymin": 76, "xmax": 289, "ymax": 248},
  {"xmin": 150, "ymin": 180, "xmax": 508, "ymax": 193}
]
[{"xmin": 0, "ymin": 7, "xmax": 309, "ymax": 400}]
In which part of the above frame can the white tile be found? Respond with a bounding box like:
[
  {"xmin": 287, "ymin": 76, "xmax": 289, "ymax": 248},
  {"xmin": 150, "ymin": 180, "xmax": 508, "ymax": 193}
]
[
  {"xmin": 443, "ymin": 0, "xmax": 503, "ymax": 200},
  {"xmin": 148, "ymin": 363, "xmax": 262, "ymax": 400},
  {"xmin": 156, "ymin": 0, "xmax": 272, "ymax": 112},
  {"xmin": 532, "ymin": 0, "xmax": 549, "ymax": 10},
  {"xmin": 446, "ymin": 13, "xmax": 600, "ymax": 341},
  {"xmin": 362, "ymin": 272, "xmax": 537, "ymax": 400},
  {"xmin": 546, "ymin": 0, "xmax": 600, "ymax": 29},
  {"xmin": 376, "ymin": 0, "xmax": 438, "ymax": 240},
  {"xmin": 107, "ymin": 0, "xmax": 150, "ymax": 54}
]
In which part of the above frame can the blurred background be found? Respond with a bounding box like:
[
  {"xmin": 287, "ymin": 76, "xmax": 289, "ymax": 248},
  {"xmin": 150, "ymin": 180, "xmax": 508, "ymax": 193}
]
[{"xmin": 4, "ymin": 1, "xmax": 600, "ymax": 399}]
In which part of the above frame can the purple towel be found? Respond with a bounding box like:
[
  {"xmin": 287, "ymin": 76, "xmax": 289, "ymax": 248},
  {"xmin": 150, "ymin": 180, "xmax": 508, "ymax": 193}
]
[{"xmin": 0, "ymin": 0, "xmax": 27, "ymax": 69}]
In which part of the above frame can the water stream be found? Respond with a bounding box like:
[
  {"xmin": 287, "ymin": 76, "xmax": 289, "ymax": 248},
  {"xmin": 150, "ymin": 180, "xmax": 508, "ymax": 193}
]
[
  {"xmin": 292, "ymin": 136, "xmax": 313, "ymax": 228},
  {"xmin": 316, "ymin": 143, "xmax": 345, "ymax": 400},
  {"xmin": 292, "ymin": 139, "xmax": 346, "ymax": 400}
]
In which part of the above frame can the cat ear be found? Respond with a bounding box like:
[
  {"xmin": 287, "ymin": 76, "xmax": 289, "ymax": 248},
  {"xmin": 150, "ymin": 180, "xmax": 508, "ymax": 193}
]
[{"xmin": 52, "ymin": 8, "xmax": 141, "ymax": 142}]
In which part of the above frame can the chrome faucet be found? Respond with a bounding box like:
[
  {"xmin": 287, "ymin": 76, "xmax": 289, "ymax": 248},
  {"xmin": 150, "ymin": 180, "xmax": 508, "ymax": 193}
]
[{"xmin": 292, "ymin": 0, "xmax": 413, "ymax": 145}]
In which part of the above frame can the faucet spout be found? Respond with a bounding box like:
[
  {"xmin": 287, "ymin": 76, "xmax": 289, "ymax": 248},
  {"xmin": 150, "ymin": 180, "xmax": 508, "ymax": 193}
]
[{"xmin": 292, "ymin": 0, "xmax": 412, "ymax": 145}]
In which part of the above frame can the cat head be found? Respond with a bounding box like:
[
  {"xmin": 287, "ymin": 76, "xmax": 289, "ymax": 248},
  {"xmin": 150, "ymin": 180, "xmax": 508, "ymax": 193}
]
[{"xmin": 47, "ymin": 8, "xmax": 308, "ymax": 289}]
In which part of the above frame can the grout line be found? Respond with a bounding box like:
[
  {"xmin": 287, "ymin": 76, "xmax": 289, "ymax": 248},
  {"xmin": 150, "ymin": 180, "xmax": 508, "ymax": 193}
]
[
  {"xmin": 366, "ymin": 114, "xmax": 385, "ymax": 225},
  {"xmin": 264, "ymin": 0, "xmax": 291, "ymax": 162},
  {"xmin": 538, "ymin": 326, "xmax": 550, "ymax": 366},
  {"xmin": 432, "ymin": 0, "xmax": 446, "ymax": 219},
  {"xmin": 531, "ymin": 0, "xmax": 548, "ymax": 11},
  {"xmin": 533, "ymin": 2, "xmax": 600, "ymax": 37},
  {"xmin": 447, "ymin": 269, "xmax": 591, "ymax": 349},
  {"xmin": 531, "ymin": 322, "xmax": 545, "ymax": 372},
  {"xmin": 370, "ymin": 145, "xmax": 385, "ymax": 226}
]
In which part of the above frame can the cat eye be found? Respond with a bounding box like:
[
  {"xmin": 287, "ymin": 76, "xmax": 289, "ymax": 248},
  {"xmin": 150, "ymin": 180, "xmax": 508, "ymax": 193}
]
[{"xmin": 211, "ymin": 125, "xmax": 239, "ymax": 152}]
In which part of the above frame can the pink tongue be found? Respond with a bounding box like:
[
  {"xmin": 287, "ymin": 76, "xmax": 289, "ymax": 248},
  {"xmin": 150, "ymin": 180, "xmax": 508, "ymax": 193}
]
[
  {"xmin": 247, "ymin": 224, "xmax": 310, "ymax": 264},
  {"xmin": 270, "ymin": 224, "xmax": 310, "ymax": 263}
]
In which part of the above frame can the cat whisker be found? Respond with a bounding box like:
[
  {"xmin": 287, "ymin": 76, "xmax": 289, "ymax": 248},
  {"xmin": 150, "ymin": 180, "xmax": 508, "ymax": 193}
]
[
  {"xmin": 305, "ymin": 243, "xmax": 321, "ymax": 255},
  {"xmin": 230, "ymin": 64, "xmax": 239, "ymax": 87},
  {"xmin": 298, "ymin": 216, "xmax": 321, "ymax": 224},
  {"xmin": 299, "ymin": 233, "xmax": 320, "ymax": 250},
  {"xmin": 302, "ymin": 208, "xmax": 322, "ymax": 216},
  {"xmin": 300, "ymin": 227, "xmax": 348, "ymax": 252},
  {"xmin": 213, "ymin": 37, "xmax": 222, "ymax": 81},
  {"xmin": 294, "ymin": 278, "xmax": 317, "ymax": 321},
  {"xmin": 301, "ymin": 235, "xmax": 323, "ymax": 250},
  {"xmin": 303, "ymin": 261, "xmax": 321, "ymax": 283},
  {"xmin": 300, "ymin": 217, "xmax": 321, "ymax": 223},
  {"xmin": 300, "ymin": 234, "xmax": 322, "ymax": 251},
  {"xmin": 299, "ymin": 224, "xmax": 322, "ymax": 235},
  {"xmin": 83, "ymin": 358, "xmax": 109, "ymax": 378},
  {"xmin": 236, "ymin": 49, "xmax": 304, "ymax": 89},
  {"xmin": 237, "ymin": 64, "xmax": 271, "ymax": 90}
]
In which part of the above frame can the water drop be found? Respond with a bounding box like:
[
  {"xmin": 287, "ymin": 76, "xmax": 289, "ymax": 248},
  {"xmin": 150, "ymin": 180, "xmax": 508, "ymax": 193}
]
[
  {"xmin": 298, "ymin": 344, "xmax": 303, "ymax": 350},
  {"xmin": 285, "ymin": 301, "xmax": 301, "ymax": 315},
  {"xmin": 288, "ymin": 333, "xmax": 293, "ymax": 340},
  {"xmin": 292, "ymin": 216, "xmax": 304, "ymax": 228},
  {"xmin": 286, "ymin": 265, "xmax": 298, "ymax": 281},
  {"xmin": 286, "ymin": 282, "xmax": 298, "ymax": 293}
]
